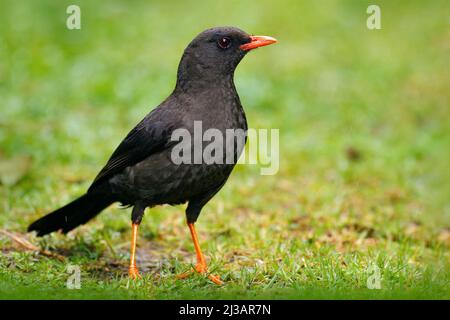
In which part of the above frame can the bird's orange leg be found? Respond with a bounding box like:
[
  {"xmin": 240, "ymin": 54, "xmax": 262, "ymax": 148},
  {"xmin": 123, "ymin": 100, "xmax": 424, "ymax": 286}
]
[
  {"xmin": 177, "ymin": 222, "xmax": 223, "ymax": 285},
  {"xmin": 128, "ymin": 223, "xmax": 141, "ymax": 279}
]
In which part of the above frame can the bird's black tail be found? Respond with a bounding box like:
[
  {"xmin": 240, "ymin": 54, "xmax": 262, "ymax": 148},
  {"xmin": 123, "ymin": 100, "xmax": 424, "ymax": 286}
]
[{"xmin": 28, "ymin": 193, "xmax": 115, "ymax": 236}]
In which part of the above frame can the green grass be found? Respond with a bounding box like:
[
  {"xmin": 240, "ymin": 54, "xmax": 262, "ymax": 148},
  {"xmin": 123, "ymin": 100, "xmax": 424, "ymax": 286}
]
[{"xmin": 0, "ymin": 0, "xmax": 449, "ymax": 299}]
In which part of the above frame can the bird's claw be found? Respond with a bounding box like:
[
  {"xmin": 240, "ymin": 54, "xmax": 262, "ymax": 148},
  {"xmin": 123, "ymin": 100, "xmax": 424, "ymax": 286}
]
[
  {"xmin": 194, "ymin": 263, "xmax": 207, "ymax": 273},
  {"xmin": 207, "ymin": 273, "xmax": 223, "ymax": 285},
  {"xmin": 128, "ymin": 265, "xmax": 141, "ymax": 279},
  {"xmin": 176, "ymin": 263, "xmax": 223, "ymax": 285}
]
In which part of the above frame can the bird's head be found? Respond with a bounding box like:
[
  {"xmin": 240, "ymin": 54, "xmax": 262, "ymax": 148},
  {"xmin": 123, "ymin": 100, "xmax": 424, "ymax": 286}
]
[{"xmin": 176, "ymin": 27, "xmax": 277, "ymax": 88}]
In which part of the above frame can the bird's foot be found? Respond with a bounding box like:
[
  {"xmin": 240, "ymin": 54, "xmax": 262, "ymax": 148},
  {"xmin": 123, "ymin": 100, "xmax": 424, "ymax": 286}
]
[
  {"xmin": 128, "ymin": 264, "xmax": 141, "ymax": 280},
  {"xmin": 176, "ymin": 263, "xmax": 223, "ymax": 285}
]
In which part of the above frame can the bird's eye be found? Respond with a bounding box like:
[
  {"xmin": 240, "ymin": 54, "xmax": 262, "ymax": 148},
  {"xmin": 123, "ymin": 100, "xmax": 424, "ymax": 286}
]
[{"xmin": 217, "ymin": 37, "xmax": 232, "ymax": 49}]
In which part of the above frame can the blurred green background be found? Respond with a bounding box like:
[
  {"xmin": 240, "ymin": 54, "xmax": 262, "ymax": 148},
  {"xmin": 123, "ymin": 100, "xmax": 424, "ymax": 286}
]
[{"xmin": 0, "ymin": 0, "xmax": 448, "ymax": 299}]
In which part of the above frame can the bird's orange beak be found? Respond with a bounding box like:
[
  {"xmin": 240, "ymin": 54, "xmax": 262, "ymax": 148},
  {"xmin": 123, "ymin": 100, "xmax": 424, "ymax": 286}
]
[{"xmin": 240, "ymin": 35, "xmax": 278, "ymax": 51}]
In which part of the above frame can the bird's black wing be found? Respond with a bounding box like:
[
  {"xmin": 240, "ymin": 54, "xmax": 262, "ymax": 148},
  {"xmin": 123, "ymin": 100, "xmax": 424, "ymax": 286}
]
[{"xmin": 88, "ymin": 110, "xmax": 177, "ymax": 192}]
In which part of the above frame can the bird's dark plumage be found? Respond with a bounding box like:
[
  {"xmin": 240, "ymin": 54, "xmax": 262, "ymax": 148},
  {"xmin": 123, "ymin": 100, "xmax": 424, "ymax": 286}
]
[
  {"xmin": 27, "ymin": 27, "xmax": 277, "ymax": 276},
  {"xmin": 28, "ymin": 27, "xmax": 258, "ymax": 235}
]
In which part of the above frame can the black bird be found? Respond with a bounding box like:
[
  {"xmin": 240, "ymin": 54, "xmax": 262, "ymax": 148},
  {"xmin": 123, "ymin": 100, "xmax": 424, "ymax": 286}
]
[{"xmin": 28, "ymin": 27, "xmax": 277, "ymax": 284}]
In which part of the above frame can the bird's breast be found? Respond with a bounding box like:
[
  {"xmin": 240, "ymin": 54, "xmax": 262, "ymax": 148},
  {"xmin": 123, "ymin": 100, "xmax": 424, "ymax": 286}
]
[{"xmin": 110, "ymin": 86, "xmax": 247, "ymax": 206}]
